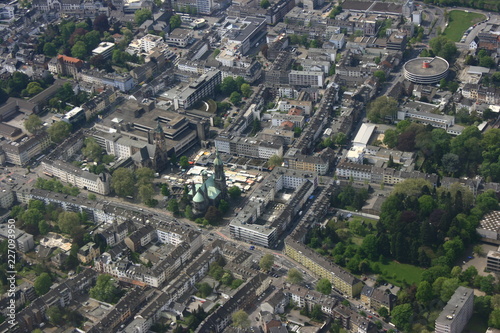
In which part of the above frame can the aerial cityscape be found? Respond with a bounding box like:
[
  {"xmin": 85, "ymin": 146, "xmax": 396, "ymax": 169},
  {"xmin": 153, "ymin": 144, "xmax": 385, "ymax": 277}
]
[{"xmin": 0, "ymin": 0, "xmax": 499, "ymax": 332}]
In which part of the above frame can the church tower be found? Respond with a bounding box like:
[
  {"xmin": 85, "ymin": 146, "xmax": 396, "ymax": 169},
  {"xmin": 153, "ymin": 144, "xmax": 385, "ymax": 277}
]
[
  {"xmin": 213, "ymin": 149, "xmax": 227, "ymax": 199},
  {"xmin": 152, "ymin": 120, "xmax": 168, "ymax": 172}
]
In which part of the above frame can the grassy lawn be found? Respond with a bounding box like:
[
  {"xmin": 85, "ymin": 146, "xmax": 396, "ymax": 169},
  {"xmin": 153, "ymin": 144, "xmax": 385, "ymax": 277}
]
[
  {"xmin": 349, "ymin": 216, "xmax": 378, "ymax": 227},
  {"xmin": 378, "ymin": 260, "xmax": 425, "ymax": 285},
  {"xmin": 443, "ymin": 10, "xmax": 486, "ymax": 42}
]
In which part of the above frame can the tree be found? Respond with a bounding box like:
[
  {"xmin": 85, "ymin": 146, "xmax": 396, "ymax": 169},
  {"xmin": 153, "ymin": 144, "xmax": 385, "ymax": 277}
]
[
  {"xmin": 34, "ymin": 273, "xmax": 52, "ymax": 296},
  {"xmin": 391, "ymin": 304, "xmax": 412, "ymax": 332},
  {"xmin": 383, "ymin": 129, "xmax": 398, "ymax": 148},
  {"xmin": 24, "ymin": 82, "xmax": 44, "ymax": 96},
  {"xmin": 232, "ymin": 309, "xmax": 250, "ymax": 329},
  {"xmin": 479, "ymin": 56, "xmax": 495, "ymax": 68},
  {"xmin": 58, "ymin": 211, "xmax": 81, "ymax": 234},
  {"xmin": 170, "ymin": 14, "xmax": 181, "ymax": 31},
  {"xmin": 167, "ymin": 199, "xmax": 180, "ymax": 215},
  {"xmin": 90, "ymin": 274, "xmax": 121, "ymax": 303},
  {"xmin": 82, "ymin": 137, "xmax": 103, "ymax": 162},
  {"xmin": 111, "ymin": 168, "xmax": 135, "ymax": 197},
  {"xmin": 46, "ymin": 306, "xmax": 64, "ymax": 325},
  {"xmin": 220, "ymin": 77, "xmax": 238, "ymax": 95},
  {"xmin": 287, "ymin": 268, "xmax": 304, "ymax": 284},
  {"xmin": 179, "ymin": 156, "xmax": 190, "ymax": 169},
  {"xmin": 310, "ymin": 304, "xmax": 323, "ymax": 320},
  {"xmin": 241, "ymin": 83, "xmax": 252, "ymax": 98},
  {"xmin": 196, "ymin": 282, "xmax": 213, "ymax": 298},
  {"xmin": 267, "ymin": 155, "xmax": 283, "ymax": 168},
  {"xmin": 93, "ymin": 14, "xmax": 110, "ymax": 33},
  {"xmin": 43, "ymin": 42, "xmax": 58, "ymax": 57},
  {"xmin": 260, "ymin": 0, "xmax": 270, "ymax": 8},
  {"xmin": 442, "ymin": 152, "xmax": 460, "ymax": 175},
  {"xmin": 229, "ymin": 91, "xmax": 241, "ymax": 105},
  {"xmin": 415, "ymin": 281, "xmax": 434, "ymax": 305},
  {"xmin": 360, "ymin": 234, "xmax": 378, "ymax": 260},
  {"xmin": 378, "ymin": 307, "xmax": 389, "ymax": 318},
  {"xmin": 218, "ymin": 199, "xmax": 229, "ymax": 214},
  {"xmin": 138, "ymin": 184, "xmax": 155, "ymax": 203},
  {"xmin": 367, "ymin": 96, "xmax": 398, "ymax": 123},
  {"xmin": 71, "ymin": 41, "xmax": 88, "ymax": 59},
  {"xmin": 24, "ymin": 114, "xmax": 43, "ymax": 134},
  {"xmin": 39, "ymin": 220, "xmax": 49, "ymax": 235},
  {"xmin": 135, "ymin": 167, "xmax": 155, "ymax": 186},
  {"xmin": 490, "ymin": 309, "xmax": 500, "ymax": 329},
  {"xmin": 259, "ymin": 253, "xmax": 274, "ymax": 272},
  {"xmin": 205, "ymin": 206, "xmax": 222, "ymax": 225},
  {"xmin": 373, "ymin": 70, "xmax": 386, "ymax": 82},
  {"xmin": 161, "ymin": 184, "xmax": 170, "ymax": 196},
  {"xmin": 228, "ymin": 186, "xmax": 242, "ymax": 200},
  {"xmin": 48, "ymin": 121, "xmax": 71, "ymax": 143},
  {"xmin": 316, "ymin": 278, "xmax": 332, "ymax": 295},
  {"xmin": 429, "ymin": 36, "xmax": 457, "ymax": 61},
  {"xmin": 135, "ymin": 8, "xmax": 152, "ymax": 25}
]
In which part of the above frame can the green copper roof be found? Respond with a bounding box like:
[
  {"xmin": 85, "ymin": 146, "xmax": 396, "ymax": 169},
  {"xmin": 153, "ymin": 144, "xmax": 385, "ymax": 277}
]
[
  {"xmin": 193, "ymin": 191, "xmax": 205, "ymax": 203},
  {"xmin": 213, "ymin": 148, "xmax": 222, "ymax": 166}
]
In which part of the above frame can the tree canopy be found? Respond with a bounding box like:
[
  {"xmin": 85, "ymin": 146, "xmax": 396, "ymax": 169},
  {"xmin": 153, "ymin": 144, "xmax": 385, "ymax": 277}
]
[
  {"xmin": 367, "ymin": 96, "xmax": 398, "ymax": 123},
  {"xmin": 48, "ymin": 121, "xmax": 72, "ymax": 143},
  {"xmin": 259, "ymin": 253, "xmax": 274, "ymax": 272},
  {"xmin": 316, "ymin": 278, "xmax": 332, "ymax": 295},
  {"xmin": 232, "ymin": 310, "xmax": 250, "ymax": 328}
]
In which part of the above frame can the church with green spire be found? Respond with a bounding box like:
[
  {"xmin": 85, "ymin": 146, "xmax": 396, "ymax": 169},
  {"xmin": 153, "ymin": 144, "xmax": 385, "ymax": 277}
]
[{"xmin": 191, "ymin": 149, "xmax": 227, "ymax": 216}]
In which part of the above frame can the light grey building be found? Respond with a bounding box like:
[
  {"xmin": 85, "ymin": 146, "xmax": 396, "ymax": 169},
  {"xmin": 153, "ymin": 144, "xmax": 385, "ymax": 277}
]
[{"xmin": 435, "ymin": 286, "xmax": 474, "ymax": 333}]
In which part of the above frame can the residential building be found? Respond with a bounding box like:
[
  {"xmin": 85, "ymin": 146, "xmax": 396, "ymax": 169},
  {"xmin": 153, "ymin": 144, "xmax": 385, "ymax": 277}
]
[
  {"xmin": 0, "ymin": 183, "xmax": 14, "ymax": 209},
  {"xmin": 284, "ymin": 239, "xmax": 363, "ymax": 297},
  {"xmin": 284, "ymin": 147, "xmax": 334, "ymax": 175},
  {"xmin": 435, "ymin": 287, "xmax": 474, "ymax": 333},
  {"xmin": 125, "ymin": 225, "xmax": 155, "ymax": 252},
  {"xmin": 165, "ymin": 28, "xmax": 194, "ymax": 48},
  {"xmin": 289, "ymin": 70, "xmax": 325, "ymax": 87},
  {"xmin": 48, "ymin": 55, "xmax": 84, "ymax": 77},
  {"xmin": 78, "ymin": 69, "xmax": 136, "ymax": 92},
  {"xmin": 360, "ymin": 286, "xmax": 397, "ymax": 312},
  {"xmin": 162, "ymin": 70, "xmax": 222, "ymax": 110},
  {"xmin": 0, "ymin": 269, "xmax": 97, "ymax": 332},
  {"xmin": 81, "ymin": 88, "xmax": 117, "ymax": 121},
  {"xmin": 77, "ymin": 242, "xmax": 100, "ymax": 263},
  {"xmin": 41, "ymin": 159, "xmax": 112, "ymax": 195},
  {"xmin": 0, "ymin": 222, "xmax": 34, "ymax": 253},
  {"xmin": 215, "ymin": 135, "xmax": 283, "ymax": 160},
  {"xmin": 0, "ymin": 132, "xmax": 51, "ymax": 166},
  {"xmin": 230, "ymin": 168, "xmax": 317, "ymax": 248}
]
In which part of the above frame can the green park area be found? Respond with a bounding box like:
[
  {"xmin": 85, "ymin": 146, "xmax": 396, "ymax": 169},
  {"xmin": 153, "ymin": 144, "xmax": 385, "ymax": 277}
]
[
  {"xmin": 377, "ymin": 260, "xmax": 424, "ymax": 286},
  {"xmin": 443, "ymin": 10, "xmax": 486, "ymax": 42}
]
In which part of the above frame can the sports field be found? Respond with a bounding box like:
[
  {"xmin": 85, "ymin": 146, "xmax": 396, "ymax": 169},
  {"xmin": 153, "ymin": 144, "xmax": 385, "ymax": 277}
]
[{"xmin": 443, "ymin": 10, "xmax": 486, "ymax": 42}]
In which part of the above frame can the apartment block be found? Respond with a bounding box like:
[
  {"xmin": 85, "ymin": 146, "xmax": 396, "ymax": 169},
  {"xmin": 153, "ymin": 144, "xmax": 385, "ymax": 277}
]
[
  {"xmin": 42, "ymin": 159, "xmax": 111, "ymax": 195},
  {"xmin": 289, "ymin": 70, "xmax": 325, "ymax": 87},
  {"xmin": 0, "ymin": 132, "xmax": 51, "ymax": 166},
  {"xmin": 284, "ymin": 239, "xmax": 363, "ymax": 297},
  {"xmin": 435, "ymin": 286, "xmax": 473, "ymax": 333}
]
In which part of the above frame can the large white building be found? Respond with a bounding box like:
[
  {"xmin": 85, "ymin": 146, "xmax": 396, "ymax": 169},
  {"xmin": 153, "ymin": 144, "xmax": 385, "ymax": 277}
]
[
  {"xmin": 435, "ymin": 286, "xmax": 473, "ymax": 333},
  {"xmin": 229, "ymin": 167, "xmax": 317, "ymax": 248},
  {"xmin": 42, "ymin": 159, "xmax": 112, "ymax": 195}
]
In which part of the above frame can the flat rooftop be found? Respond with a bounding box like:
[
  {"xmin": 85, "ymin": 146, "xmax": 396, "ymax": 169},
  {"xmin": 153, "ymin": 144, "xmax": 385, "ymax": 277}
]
[{"xmin": 404, "ymin": 57, "xmax": 449, "ymax": 76}]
